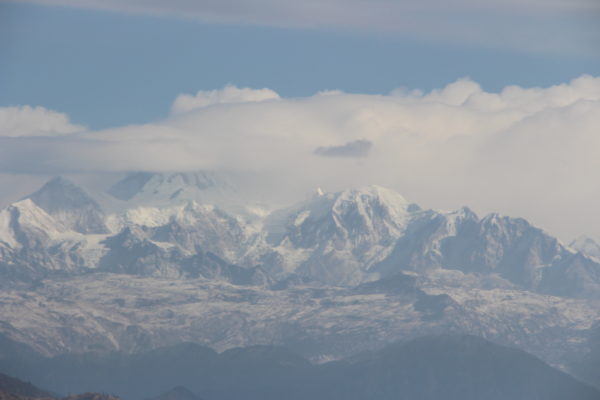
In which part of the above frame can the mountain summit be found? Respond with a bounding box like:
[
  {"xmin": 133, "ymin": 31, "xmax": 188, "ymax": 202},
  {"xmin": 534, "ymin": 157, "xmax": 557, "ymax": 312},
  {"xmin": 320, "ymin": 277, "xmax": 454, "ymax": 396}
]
[
  {"xmin": 570, "ymin": 235, "xmax": 600, "ymax": 260},
  {"xmin": 26, "ymin": 177, "xmax": 108, "ymax": 234},
  {"xmin": 1, "ymin": 177, "xmax": 600, "ymax": 379},
  {"xmin": 264, "ymin": 185, "xmax": 415, "ymax": 285},
  {"xmin": 107, "ymin": 172, "xmax": 237, "ymax": 205}
]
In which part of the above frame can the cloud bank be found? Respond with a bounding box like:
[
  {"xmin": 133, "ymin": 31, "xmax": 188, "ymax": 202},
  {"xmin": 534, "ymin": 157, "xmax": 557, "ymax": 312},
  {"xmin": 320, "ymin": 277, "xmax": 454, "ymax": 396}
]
[
  {"xmin": 0, "ymin": 105, "xmax": 84, "ymax": 137},
  {"xmin": 10, "ymin": 0, "xmax": 600, "ymax": 56},
  {"xmin": 1, "ymin": 77, "xmax": 600, "ymax": 241},
  {"xmin": 171, "ymin": 85, "xmax": 280, "ymax": 114}
]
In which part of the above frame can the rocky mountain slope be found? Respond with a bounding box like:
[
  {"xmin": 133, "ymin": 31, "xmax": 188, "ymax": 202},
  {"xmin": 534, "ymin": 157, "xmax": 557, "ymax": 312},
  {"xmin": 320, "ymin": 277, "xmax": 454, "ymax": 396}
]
[
  {"xmin": 1, "ymin": 271, "xmax": 597, "ymax": 366},
  {"xmin": 2, "ymin": 176, "xmax": 599, "ymax": 296},
  {"xmin": 0, "ymin": 174, "xmax": 599, "ymax": 385}
]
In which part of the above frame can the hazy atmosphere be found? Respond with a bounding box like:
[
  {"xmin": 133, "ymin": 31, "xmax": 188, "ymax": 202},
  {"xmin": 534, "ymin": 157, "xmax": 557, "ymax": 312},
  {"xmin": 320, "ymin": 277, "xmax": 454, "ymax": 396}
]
[{"xmin": 1, "ymin": 1, "xmax": 600, "ymax": 400}]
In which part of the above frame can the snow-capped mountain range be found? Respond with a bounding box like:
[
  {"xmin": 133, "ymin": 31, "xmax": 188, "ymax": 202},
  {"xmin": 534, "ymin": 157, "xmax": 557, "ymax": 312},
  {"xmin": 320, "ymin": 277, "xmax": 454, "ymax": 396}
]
[
  {"xmin": 2, "ymin": 173, "xmax": 599, "ymax": 296},
  {"xmin": 0, "ymin": 172, "xmax": 599, "ymax": 383}
]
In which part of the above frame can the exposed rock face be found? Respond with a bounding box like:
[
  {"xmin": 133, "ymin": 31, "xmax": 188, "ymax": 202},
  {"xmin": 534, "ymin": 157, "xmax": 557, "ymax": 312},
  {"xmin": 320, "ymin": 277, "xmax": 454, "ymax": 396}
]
[
  {"xmin": 0, "ymin": 176, "xmax": 600, "ymax": 388},
  {"xmin": 4, "ymin": 178, "xmax": 600, "ymax": 297}
]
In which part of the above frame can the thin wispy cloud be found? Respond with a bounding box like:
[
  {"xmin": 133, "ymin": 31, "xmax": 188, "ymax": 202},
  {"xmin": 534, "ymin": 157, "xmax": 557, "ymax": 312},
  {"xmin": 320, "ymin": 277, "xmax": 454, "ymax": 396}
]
[{"xmin": 7, "ymin": 0, "xmax": 600, "ymax": 55}]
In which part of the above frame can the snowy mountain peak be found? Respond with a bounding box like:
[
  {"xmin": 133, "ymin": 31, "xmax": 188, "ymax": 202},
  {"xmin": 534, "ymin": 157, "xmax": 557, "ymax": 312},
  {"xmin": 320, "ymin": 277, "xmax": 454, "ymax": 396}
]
[
  {"xmin": 26, "ymin": 176, "xmax": 108, "ymax": 234},
  {"xmin": 263, "ymin": 185, "xmax": 414, "ymax": 285},
  {"xmin": 29, "ymin": 177, "xmax": 96, "ymax": 212},
  {"xmin": 457, "ymin": 206, "xmax": 479, "ymax": 219},
  {"xmin": 3, "ymin": 199, "xmax": 71, "ymax": 245},
  {"xmin": 270, "ymin": 185, "xmax": 412, "ymax": 235},
  {"xmin": 106, "ymin": 171, "xmax": 240, "ymax": 208},
  {"xmin": 332, "ymin": 185, "xmax": 409, "ymax": 213},
  {"xmin": 325, "ymin": 186, "xmax": 411, "ymax": 234},
  {"xmin": 570, "ymin": 235, "xmax": 600, "ymax": 260},
  {"xmin": 10, "ymin": 198, "xmax": 65, "ymax": 232},
  {"xmin": 1, "ymin": 178, "xmax": 600, "ymax": 298}
]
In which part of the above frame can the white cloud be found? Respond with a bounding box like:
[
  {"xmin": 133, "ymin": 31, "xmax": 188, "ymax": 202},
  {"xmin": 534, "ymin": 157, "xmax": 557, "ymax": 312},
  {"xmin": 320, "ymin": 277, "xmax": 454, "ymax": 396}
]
[
  {"xmin": 2, "ymin": 76, "xmax": 600, "ymax": 241},
  {"xmin": 170, "ymin": 85, "xmax": 280, "ymax": 114},
  {"xmin": 0, "ymin": 105, "xmax": 85, "ymax": 137},
  {"xmin": 9, "ymin": 0, "xmax": 600, "ymax": 56}
]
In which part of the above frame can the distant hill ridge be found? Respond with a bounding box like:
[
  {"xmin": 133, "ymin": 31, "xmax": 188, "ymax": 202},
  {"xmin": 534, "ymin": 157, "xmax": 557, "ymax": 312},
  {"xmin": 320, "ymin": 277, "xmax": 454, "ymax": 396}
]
[
  {"xmin": 0, "ymin": 373, "xmax": 52, "ymax": 398},
  {"xmin": 0, "ymin": 373, "xmax": 118, "ymax": 400},
  {"xmin": 1, "ymin": 335, "xmax": 598, "ymax": 400}
]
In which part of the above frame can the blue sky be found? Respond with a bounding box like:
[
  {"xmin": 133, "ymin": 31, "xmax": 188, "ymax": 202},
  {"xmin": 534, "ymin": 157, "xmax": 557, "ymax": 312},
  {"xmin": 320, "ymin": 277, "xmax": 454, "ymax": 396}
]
[{"xmin": 1, "ymin": 1, "xmax": 599, "ymax": 129}]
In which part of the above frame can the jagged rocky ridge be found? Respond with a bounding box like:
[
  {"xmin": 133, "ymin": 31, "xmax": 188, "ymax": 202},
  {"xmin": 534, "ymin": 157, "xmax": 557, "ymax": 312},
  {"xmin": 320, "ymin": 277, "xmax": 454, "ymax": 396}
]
[
  {"xmin": 1, "ymin": 174, "xmax": 598, "ymax": 298},
  {"xmin": 0, "ymin": 173, "xmax": 599, "ymax": 385}
]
